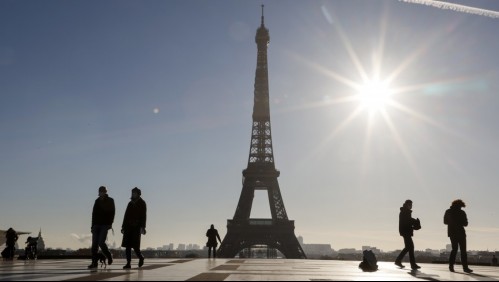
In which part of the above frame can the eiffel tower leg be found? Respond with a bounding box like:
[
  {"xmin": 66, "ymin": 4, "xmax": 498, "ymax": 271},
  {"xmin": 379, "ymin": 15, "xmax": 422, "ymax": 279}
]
[
  {"xmin": 218, "ymin": 220, "xmax": 307, "ymax": 259},
  {"xmin": 218, "ymin": 222, "xmax": 243, "ymax": 258}
]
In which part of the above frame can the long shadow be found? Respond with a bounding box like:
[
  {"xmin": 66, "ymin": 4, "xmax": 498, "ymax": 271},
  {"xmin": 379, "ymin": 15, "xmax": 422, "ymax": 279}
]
[
  {"xmin": 408, "ymin": 270, "xmax": 440, "ymax": 281},
  {"xmin": 410, "ymin": 269, "xmax": 499, "ymax": 282},
  {"xmin": 456, "ymin": 272, "xmax": 499, "ymax": 281}
]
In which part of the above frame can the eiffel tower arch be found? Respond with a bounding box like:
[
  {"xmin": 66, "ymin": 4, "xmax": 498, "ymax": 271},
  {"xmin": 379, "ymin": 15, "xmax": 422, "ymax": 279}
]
[{"xmin": 218, "ymin": 6, "xmax": 306, "ymax": 259}]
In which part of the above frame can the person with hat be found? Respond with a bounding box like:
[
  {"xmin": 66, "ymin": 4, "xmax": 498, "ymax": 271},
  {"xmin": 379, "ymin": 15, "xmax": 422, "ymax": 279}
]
[
  {"xmin": 88, "ymin": 186, "xmax": 115, "ymax": 269},
  {"xmin": 121, "ymin": 187, "xmax": 147, "ymax": 269},
  {"xmin": 394, "ymin": 199, "xmax": 421, "ymax": 270},
  {"xmin": 444, "ymin": 199, "xmax": 473, "ymax": 273}
]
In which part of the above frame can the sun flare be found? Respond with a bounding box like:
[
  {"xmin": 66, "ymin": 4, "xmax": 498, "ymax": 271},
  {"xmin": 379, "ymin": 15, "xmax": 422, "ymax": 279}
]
[
  {"xmin": 357, "ymin": 79, "xmax": 392, "ymax": 112},
  {"xmin": 296, "ymin": 5, "xmax": 465, "ymax": 188}
]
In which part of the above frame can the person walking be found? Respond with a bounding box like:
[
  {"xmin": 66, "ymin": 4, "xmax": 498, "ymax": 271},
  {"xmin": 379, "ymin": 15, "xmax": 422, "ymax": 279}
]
[
  {"xmin": 444, "ymin": 199, "xmax": 473, "ymax": 273},
  {"xmin": 206, "ymin": 224, "xmax": 221, "ymax": 258},
  {"xmin": 395, "ymin": 200, "xmax": 421, "ymax": 270},
  {"xmin": 5, "ymin": 228, "xmax": 18, "ymax": 260},
  {"xmin": 24, "ymin": 236, "xmax": 38, "ymax": 259},
  {"xmin": 88, "ymin": 186, "xmax": 115, "ymax": 269},
  {"xmin": 121, "ymin": 187, "xmax": 147, "ymax": 269}
]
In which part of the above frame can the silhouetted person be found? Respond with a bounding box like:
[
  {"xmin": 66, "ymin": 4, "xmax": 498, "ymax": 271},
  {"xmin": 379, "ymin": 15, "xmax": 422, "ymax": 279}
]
[
  {"xmin": 88, "ymin": 186, "xmax": 115, "ymax": 269},
  {"xmin": 121, "ymin": 187, "xmax": 147, "ymax": 269},
  {"xmin": 492, "ymin": 255, "xmax": 498, "ymax": 266},
  {"xmin": 206, "ymin": 224, "xmax": 221, "ymax": 258},
  {"xmin": 395, "ymin": 200, "xmax": 421, "ymax": 270},
  {"xmin": 5, "ymin": 228, "xmax": 18, "ymax": 260},
  {"xmin": 444, "ymin": 199, "xmax": 473, "ymax": 273},
  {"xmin": 24, "ymin": 236, "xmax": 38, "ymax": 259}
]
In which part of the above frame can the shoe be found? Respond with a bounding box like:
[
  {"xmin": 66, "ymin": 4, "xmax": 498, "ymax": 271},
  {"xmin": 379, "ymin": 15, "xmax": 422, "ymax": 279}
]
[
  {"xmin": 108, "ymin": 256, "xmax": 113, "ymax": 266},
  {"xmin": 138, "ymin": 257, "xmax": 144, "ymax": 268},
  {"xmin": 449, "ymin": 265, "xmax": 454, "ymax": 272},
  {"xmin": 394, "ymin": 261, "xmax": 405, "ymax": 268},
  {"xmin": 411, "ymin": 264, "xmax": 421, "ymax": 270},
  {"xmin": 87, "ymin": 263, "xmax": 98, "ymax": 269},
  {"xmin": 463, "ymin": 268, "xmax": 473, "ymax": 273},
  {"xmin": 123, "ymin": 264, "xmax": 131, "ymax": 269}
]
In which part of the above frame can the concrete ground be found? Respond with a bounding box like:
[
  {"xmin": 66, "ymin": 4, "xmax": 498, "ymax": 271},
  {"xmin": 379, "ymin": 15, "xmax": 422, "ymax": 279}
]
[{"xmin": 1, "ymin": 258, "xmax": 498, "ymax": 281}]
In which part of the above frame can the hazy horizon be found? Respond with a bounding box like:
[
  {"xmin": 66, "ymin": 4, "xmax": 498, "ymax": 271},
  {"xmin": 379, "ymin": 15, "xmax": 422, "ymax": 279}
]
[{"xmin": 1, "ymin": 0, "xmax": 499, "ymax": 253}]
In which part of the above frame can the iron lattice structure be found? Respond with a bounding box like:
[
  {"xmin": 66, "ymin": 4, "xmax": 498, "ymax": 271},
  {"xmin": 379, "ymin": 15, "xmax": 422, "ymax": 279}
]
[{"xmin": 218, "ymin": 6, "xmax": 306, "ymax": 259}]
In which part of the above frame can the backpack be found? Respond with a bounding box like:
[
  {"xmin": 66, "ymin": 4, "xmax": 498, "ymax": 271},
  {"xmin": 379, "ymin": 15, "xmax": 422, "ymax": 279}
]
[{"xmin": 359, "ymin": 250, "xmax": 378, "ymax": 272}]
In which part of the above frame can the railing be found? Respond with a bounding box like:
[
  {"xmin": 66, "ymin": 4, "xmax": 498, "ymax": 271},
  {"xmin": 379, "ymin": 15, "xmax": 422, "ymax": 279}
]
[
  {"xmin": 249, "ymin": 219, "xmax": 273, "ymax": 225},
  {"xmin": 227, "ymin": 219, "xmax": 295, "ymax": 227}
]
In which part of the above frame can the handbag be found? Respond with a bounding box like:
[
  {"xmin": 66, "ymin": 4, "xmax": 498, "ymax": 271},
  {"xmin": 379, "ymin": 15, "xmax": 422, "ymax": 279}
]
[{"xmin": 413, "ymin": 218, "xmax": 422, "ymax": 230}]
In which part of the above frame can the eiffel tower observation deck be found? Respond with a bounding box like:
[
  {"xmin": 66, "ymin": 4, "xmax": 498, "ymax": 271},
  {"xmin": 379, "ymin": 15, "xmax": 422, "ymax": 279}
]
[{"xmin": 217, "ymin": 6, "xmax": 306, "ymax": 259}]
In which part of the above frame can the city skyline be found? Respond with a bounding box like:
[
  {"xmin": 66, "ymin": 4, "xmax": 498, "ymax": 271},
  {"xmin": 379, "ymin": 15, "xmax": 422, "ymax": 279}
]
[
  {"xmin": 17, "ymin": 238, "xmax": 496, "ymax": 256},
  {"xmin": 1, "ymin": 0, "xmax": 499, "ymax": 253}
]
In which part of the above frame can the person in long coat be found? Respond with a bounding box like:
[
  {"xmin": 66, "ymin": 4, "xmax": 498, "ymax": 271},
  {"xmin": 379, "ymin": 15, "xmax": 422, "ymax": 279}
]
[
  {"xmin": 444, "ymin": 199, "xmax": 473, "ymax": 273},
  {"xmin": 121, "ymin": 187, "xmax": 147, "ymax": 269},
  {"xmin": 206, "ymin": 224, "xmax": 221, "ymax": 258},
  {"xmin": 4, "ymin": 228, "xmax": 18, "ymax": 260}
]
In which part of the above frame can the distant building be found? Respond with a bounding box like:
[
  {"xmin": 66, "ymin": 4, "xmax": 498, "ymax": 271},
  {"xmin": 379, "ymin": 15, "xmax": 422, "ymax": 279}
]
[
  {"xmin": 297, "ymin": 236, "xmax": 334, "ymax": 258},
  {"xmin": 362, "ymin": 246, "xmax": 381, "ymax": 255},
  {"xmin": 37, "ymin": 229, "xmax": 46, "ymax": 251},
  {"xmin": 425, "ymin": 248, "xmax": 440, "ymax": 256},
  {"xmin": 160, "ymin": 243, "xmax": 175, "ymax": 250},
  {"xmin": 176, "ymin": 243, "xmax": 202, "ymax": 251},
  {"xmin": 185, "ymin": 244, "xmax": 200, "ymax": 250},
  {"xmin": 302, "ymin": 244, "xmax": 334, "ymax": 259},
  {"xmin": 338, "ymin": 248, "xmax": 361, "ymax": 254}
]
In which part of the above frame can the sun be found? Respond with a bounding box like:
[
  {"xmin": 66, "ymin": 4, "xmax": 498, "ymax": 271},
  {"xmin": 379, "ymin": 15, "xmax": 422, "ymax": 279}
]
[
  {"xmin": 293, "ymin": 5, "xmax": 461, "ymax": 185},
  {"xmin": 357, "ymin": 79, "xmax": 392, "ymax": 112}
]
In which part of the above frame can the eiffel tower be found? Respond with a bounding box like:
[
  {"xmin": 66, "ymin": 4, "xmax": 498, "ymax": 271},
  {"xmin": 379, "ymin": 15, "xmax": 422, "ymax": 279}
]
[{"xmin": 218, "ymin": 6, "xmax": 306, "ymax": 259}]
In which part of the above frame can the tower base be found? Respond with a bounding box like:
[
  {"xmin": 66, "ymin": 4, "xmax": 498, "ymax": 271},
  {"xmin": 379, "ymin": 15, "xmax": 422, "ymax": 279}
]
[{"xmin": 218, "ymin": 219, "xmax": 307, "ymax": 259}]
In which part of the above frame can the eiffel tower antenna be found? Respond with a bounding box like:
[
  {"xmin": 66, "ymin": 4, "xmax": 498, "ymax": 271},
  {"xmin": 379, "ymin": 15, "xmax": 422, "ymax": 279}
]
[
  {"xmin": 218, "ymin": 6, "xmax": 306, "ymax": 259},
  {"xmin": 261, "ymin": 4, "xmax": 265, "ymax": 26}
]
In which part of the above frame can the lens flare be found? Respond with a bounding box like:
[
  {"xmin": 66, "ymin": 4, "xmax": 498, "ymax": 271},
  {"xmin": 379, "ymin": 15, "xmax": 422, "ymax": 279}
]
[{"xmin": 357, "ymin": 80, "xmax": 392, "ymax": 112}]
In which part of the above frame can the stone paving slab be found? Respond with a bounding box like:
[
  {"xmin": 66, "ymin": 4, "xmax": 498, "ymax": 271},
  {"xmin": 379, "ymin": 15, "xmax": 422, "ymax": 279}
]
[{"xmin": 1, "ymin": 258, "xmax": 498, "ymax": 281}]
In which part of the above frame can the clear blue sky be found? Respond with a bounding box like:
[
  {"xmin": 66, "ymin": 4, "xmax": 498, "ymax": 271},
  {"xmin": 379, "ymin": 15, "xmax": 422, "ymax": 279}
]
[{"xmin": 1, "ymin": 0, "xmax": 499, "ymax": 252}]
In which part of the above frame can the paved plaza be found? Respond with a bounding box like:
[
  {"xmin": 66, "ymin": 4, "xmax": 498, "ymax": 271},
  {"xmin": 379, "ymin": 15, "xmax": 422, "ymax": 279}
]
[{"xmin": 1, "ymin": 258, "xmax": 498, "ymax": 281}]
